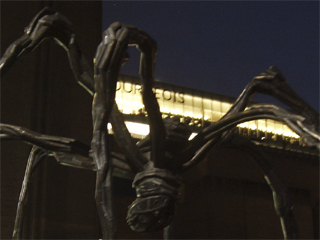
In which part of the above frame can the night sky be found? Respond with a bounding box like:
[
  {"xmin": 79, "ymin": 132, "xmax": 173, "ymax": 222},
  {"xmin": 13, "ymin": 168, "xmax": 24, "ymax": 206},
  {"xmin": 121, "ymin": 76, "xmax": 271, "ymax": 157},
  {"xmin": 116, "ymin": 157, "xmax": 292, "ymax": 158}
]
[{"xmin": 102, "ymin": 1, "xmax": 319, "ymax": 111}]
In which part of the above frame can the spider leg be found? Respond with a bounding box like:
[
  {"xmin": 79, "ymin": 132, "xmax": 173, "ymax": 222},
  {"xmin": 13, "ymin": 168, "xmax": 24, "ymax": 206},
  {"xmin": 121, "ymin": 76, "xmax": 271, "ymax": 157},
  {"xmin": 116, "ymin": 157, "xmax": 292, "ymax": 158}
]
[
  {"xmin": 1, "ymin": 8, "xmax": 72, "ymax": 75},
  {"xmin": 110, "ymin": 104, "xmax": 148, "ymax": 171},
  {"xmin": 0, "ymin": 123, "xmax": 91, "ymax": 160},
  {"xmin": 0, "ymin": 123, "xmax": 135, "ymax": 176},
  {"xmin": 1, "ymin": 7, "xmax": 146, "ymax": 173},
  {"xmin": 136, "ymin": 28, "xmax": 167, "ymax": 169},
  {"xmin": 92, "ymin": 24, "xmax": 131, "ymax": 239},
  {"xmin": 203, "ymin": 104, "xmax": 319, "ymax": 147},
  {"xmin": 0, "ymin": 7, "xmax": 94, "ymax": 93},
  {"xmin": 225, "ymin": 66, "xmax": 318, "ymax": 128},
  {"xmin": 1, "ymin": 9, "xmax": 146, "ymax": 238},
  {"xmin": 225, "ymin": 134, "xmax": 299, "ymax": 239},
  {"xmin": 179, "ymin": 67, "xmax": 319, "ymax": 169},
  {"xmin": 93, "ymin": 22, "xmax": 165, "ymax": 168},
  {"xmin": 12, "ymin": 146, "xmax": 48, "ymax": 240},
  {"xmin": 1, "ymin": 125, "xmax": 133, "ymax": 239},
  {"xmin": 0, "ymin": 7, "xmax": 147, "ymax": 169},
  {"xmin": 92, "ymin": 22, "xmax": 168, "ymax": 238},
  {"xmin": 100, "ymin": 22, "xmax": 166, "ymax": 167},
  {"xmin": 181, "ymin": 104, "xmax": 319, "ymax": 170},
  {"xmin": 0, "ymin": 7, "xmax": 94, "ymax": 95}
]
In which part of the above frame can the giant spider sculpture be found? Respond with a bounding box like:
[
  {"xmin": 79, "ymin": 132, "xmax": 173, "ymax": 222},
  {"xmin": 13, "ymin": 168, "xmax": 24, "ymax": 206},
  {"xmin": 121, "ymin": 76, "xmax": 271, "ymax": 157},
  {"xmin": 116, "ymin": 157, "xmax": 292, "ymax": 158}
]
[{"xmin": 1, "ymin": 8, "xmax": 319, "ymax": 240}]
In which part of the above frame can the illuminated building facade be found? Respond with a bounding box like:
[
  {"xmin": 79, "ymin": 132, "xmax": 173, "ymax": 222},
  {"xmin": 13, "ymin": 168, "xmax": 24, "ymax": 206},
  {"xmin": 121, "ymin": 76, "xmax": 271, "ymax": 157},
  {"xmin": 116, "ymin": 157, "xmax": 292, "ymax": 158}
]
[{"xmin": 113, "ymin": 74, "xmax": 317, "ymax": 156}]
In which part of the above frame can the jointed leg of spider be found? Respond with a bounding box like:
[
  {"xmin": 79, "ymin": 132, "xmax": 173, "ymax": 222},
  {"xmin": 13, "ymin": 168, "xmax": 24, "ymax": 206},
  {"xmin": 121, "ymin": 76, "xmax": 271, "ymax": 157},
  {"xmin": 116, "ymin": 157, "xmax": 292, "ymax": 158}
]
[{"xmin": 223, "ymin": 135, "xmax": 299, "ymax": 239}]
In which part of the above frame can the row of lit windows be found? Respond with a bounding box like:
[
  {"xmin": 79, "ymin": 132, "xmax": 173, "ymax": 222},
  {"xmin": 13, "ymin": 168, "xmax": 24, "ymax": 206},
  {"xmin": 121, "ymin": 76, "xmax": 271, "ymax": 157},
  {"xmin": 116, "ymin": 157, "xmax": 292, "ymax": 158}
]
[
  {"xmin": 110, "ymin": 76, "xmax": 320, "ymax": 155},
  {"xmin": 115, "ymin": 79, "xmax": 299, "ymax": 139}
]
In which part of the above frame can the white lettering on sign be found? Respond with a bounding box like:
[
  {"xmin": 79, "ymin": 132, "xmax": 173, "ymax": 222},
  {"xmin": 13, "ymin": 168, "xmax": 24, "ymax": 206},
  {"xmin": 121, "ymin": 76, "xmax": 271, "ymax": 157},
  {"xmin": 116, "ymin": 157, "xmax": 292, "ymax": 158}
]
[{"xmin": 116, "ymin": 81, "xmax": 184, "ymax": 103}]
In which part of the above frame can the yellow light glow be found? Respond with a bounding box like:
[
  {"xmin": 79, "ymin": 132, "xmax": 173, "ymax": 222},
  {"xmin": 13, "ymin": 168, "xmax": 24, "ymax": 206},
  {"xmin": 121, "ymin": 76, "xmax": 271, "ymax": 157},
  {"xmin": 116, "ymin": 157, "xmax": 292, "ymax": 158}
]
[
  {"xmin": 114, "ymin": 81, "xmax": 301, "ymax": 140},
  {"xmin": 108, "ymin": 120, "xmax": 199, "ymax": 141},
  {"xmin": 125, "ymin": 122, "xmax": 150, "ymax": 136},
  {"xmin": 108, "ymin": 121, "xmax": 149, "ymax": 138},
  {"xmin": 189, "ymin": 133, "xmax": 197, "ymax": 140},
  {"xmin": 238, "ymin": 120, "xmax": 299, "ymax": 138}
]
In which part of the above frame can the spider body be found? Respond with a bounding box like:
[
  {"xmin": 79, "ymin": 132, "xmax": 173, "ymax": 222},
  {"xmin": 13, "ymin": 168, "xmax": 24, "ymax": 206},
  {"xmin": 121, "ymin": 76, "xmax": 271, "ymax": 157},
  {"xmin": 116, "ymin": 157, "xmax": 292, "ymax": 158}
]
[{"xmin": 127, "ymin": 166, "xmax": 180, "ymax": 232}]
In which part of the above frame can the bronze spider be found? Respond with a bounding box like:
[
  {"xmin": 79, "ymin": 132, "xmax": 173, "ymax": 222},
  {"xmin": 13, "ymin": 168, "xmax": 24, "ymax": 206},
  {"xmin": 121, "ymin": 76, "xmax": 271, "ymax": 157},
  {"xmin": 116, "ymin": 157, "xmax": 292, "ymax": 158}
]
[{"xmin": 1, "ymin": 7, "xmax": 319, "ymax": 239}]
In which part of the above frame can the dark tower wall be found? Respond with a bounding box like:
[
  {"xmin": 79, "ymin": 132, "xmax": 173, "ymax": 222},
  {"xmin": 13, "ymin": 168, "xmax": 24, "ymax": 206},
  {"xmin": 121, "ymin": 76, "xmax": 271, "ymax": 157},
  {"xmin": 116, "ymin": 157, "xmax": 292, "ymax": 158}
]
[
  {"xmin": 1, "ymin": 1, "xmax": 102, "ymax": 238},
  {"xmin": 1, "ymin": 2, "xmax": 162, "ymax": 239}
]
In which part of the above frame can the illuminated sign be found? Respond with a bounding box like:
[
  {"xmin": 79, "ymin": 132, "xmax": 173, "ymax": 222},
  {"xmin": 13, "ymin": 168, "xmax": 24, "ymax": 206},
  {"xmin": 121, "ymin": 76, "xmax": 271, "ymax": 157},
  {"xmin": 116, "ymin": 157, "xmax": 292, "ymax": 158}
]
[
  {"xmin": 116, "ymin": 81, "xmax": 185, "ymax": 103},
  {"xmin": 115, "ymin": 75, "xmax": 299, "ymax": 140}
]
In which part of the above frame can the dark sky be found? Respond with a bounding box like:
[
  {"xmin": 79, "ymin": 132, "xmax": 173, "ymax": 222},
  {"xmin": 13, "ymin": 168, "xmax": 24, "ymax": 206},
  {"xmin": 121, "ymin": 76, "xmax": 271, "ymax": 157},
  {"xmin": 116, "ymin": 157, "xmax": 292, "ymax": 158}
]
[{"xmin": 102, "ymin": 1, "xmax": 319, "ymax": 111}]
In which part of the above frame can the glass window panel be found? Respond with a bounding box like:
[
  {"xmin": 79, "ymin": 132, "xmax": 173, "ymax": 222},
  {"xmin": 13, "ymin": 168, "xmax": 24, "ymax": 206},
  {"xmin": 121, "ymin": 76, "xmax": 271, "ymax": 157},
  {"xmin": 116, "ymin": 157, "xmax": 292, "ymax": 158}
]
[
  {"xmin": 203, "ymin": 109, "xmax": 211, "ymax": 121},
  {"xmin": 202, "ymin": 99, "xmax": 211, "ymax": 110},
  {"xmin": 202, "ymin": 93, "xmax": 212, "ymax": 121},
  {"xmin": 183, "ymin": 90, "xmax": 193, "ymax": 118},
  {"xmin": 172, "ymin": 103, "xmax": 183, "ymax": 116},
  {"xmin": 211, "ymin": 100, "xmax": 221, "ymax": 112},
  {"xmin": 193, "ymin": 95, "xmax": 203, "ymax": 119},
  {"xmin": 247, "ymin": 120, "xmax": 257, "ymax": 130},
  {"xmin": 274, "ymin": 121, "xmax": 284, "ymax": 136},
  {"xmin": 257, "ymin": 119, "xmax": 267, "ymax": 132},
  {"xmin": 172, "ymin": 88, "xmax": 184, "ymax": 116},
  {"xmin": 238, "ymin": 121, "xmax": 249, "ymax": 128},
  {"xmin": 266, "ymin": 119, "xmax": 275, "ymax": 134},
  {"xmin": 221, "ymin": 102, "xmax": 231, "ymax": 114},
  {"xmin": 283, "ymin": 124, "xmax": 299, "ymax": 138},
  {"xmin": 211, "ymin": 113, "xmax": 220, "ymax": 122},
  {"xmin": 212, "ymin": 100, "xmax": 222, "ymax": 121}
]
